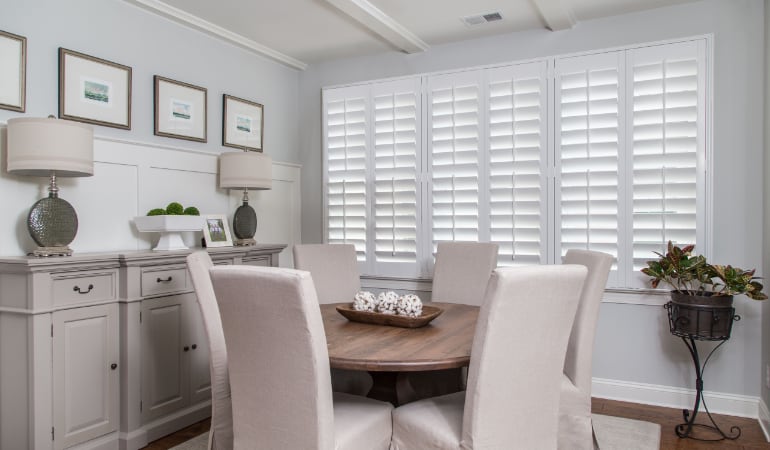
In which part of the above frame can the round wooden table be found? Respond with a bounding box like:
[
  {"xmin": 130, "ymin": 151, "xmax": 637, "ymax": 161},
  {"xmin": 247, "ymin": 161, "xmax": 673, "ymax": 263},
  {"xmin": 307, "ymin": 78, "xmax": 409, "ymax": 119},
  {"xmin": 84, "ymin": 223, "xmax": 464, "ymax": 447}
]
[{"xmin": 321, "ymin": 302, "xmax": 479, "ymax": 405}]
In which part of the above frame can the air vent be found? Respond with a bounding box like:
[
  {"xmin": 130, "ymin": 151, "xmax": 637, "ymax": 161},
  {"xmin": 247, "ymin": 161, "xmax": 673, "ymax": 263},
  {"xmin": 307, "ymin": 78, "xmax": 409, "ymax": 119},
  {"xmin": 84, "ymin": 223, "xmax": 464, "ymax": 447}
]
[{"xmin": 462, "ymin": 12, "xmax": 503, "ymax": 27}]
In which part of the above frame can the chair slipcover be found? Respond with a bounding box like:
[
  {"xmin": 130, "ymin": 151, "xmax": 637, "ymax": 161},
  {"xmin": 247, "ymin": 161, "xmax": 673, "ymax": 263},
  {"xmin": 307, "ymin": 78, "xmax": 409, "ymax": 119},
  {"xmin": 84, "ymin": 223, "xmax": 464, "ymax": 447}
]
[
  {"xmin": 391, "ymin": 264, "xmax": 587, "ymax": 450},
  {"xmin": 186, "ymin": 251, "xmax": 233, "ymax": 450},
  {"xmin": 559, "ymin": 250, "xmax": 614, "ymax": 450},
  {"xmin": 431, "ymin": 242, "xmax": 498, "ymax": 305},
  {"xmin": 210, "ymin": 265, "xmax": 392, "ymax": 450},
  {"xmin": 293, "ymin": 243, "xmax": 372, "ymax": 395}
]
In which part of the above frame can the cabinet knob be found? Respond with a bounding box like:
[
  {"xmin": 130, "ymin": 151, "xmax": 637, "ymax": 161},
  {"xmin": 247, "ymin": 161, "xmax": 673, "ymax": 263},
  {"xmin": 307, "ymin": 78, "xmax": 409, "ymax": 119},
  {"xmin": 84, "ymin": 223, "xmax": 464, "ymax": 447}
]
[
  {"xmin": 191, "ymin": 344, "xmax": 197, "ymax": 350},
  {"xmin": 157, "ymin": 276, "xmax": 173, "ymax": 283},
  {"xmin": 73, "ymin": 284, "xmax": 94, "ymax": 294},
  {"xmin": 110, "ymin": 363, "xmax": 118, "ymax": 370},
  {"xmin": 183, "ymin": 346, "xmax": 190, "ymax": 352}
]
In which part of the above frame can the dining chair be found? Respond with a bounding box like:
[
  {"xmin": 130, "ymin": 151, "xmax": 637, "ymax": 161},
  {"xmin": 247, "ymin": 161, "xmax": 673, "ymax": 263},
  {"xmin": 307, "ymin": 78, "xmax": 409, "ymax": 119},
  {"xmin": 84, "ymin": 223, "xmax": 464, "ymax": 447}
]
[
  {"xmin": 293, "ymin": 243, "xmax": 372, "ymax": 396},
  {"xmin": 210, "ymin": 265, "xmax": 393, "ymax": 450},
  {"xmin": 186, "ymin": 251, "xmax": 233, "ymax": 450},
  {"xmin": 391, "ymin": 264, "xmax": 587, "ymax": 450},
  {"xmin": 559, "ymin": 249, "xmax": 614, "ymax": 450},
  {"xmin": 431, "ymin": 241, "xmax": 499, "ymax": 305}
]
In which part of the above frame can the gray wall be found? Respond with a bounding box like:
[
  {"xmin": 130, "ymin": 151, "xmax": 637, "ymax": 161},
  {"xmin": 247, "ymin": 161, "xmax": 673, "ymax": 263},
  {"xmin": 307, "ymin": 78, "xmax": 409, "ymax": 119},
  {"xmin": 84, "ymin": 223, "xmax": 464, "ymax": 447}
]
[
  {"xmin": 299, "ymin": 0, "xmax": 766, "ymax": 398},
  {"xmin": 763, "ymin": 0, "xmax": 770, "ymax": 412},
  {"xmin": 0, "ymin": 0, "xmax": 302, "ymax": 164}
]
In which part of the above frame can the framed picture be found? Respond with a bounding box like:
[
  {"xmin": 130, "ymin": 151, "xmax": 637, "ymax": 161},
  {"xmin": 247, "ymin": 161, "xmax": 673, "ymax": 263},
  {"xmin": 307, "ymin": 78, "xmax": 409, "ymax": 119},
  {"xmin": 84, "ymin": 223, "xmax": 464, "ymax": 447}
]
[
  {"xmin": 59, "ymin": 48, "xmax": 132, "ymax": 129},
  {"xmin": 203, "ymin": 214, "xmax": 233, "ymax": 248},
  {"xmin": 154, "ymin": 75, "xmax": 207, "ymax": 142},
  {"xmin": 223, "ymin": 94, "xmax": 264, "ymax": 151},
  {"xmin": 0, "ymin": 30, "xmax": 26, "ymax": 112}
]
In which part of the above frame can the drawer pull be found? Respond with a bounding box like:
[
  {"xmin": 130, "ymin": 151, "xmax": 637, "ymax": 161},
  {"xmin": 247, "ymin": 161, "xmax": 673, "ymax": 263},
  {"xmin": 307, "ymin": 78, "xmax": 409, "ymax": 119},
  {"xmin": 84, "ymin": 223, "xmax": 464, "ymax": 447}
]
[
  {"xmin": 110, "ymin": 363, "xmax": 118, "ymax": 370},
  {"xmin": 183, "ymin": 346, "xmax": 190, "ymax": 352},
  {"xmin": 156, "ymin": 276, "xmax": 173, "ymax": 283},
  {"xmin": 192, "ymin": 344, "xmax": 197, "ymax": 350},
  {"xmin": 73, "ymin": 284, "xmax": 94, "ymax": 294}
]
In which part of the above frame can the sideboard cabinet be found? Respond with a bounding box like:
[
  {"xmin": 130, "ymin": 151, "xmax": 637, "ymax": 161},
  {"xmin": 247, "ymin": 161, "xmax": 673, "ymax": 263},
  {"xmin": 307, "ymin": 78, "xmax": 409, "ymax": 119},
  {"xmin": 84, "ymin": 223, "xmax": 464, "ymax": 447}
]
[{"xmin": 0, "ymin": 244, "xmax": 285, "ymax": 450}]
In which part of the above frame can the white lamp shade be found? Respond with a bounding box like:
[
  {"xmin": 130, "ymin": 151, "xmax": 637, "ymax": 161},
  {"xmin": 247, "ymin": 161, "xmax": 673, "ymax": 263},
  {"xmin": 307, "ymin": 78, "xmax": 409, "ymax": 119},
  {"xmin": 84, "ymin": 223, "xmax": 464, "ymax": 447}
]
[
  {"xmin": 7, "ymin": 117, "xmax": 94, "ymax": 177},
  {"xmin": 219, "ymin": 151, "xmax": 272, "ymax": 190}
]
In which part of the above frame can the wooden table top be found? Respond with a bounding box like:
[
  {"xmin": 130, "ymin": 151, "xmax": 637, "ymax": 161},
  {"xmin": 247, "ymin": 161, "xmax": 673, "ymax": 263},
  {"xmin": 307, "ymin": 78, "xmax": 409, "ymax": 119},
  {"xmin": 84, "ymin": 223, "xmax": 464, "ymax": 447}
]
[{"xmin": 321, "ymin": 302, "xmax": 479, "ymax": 372}]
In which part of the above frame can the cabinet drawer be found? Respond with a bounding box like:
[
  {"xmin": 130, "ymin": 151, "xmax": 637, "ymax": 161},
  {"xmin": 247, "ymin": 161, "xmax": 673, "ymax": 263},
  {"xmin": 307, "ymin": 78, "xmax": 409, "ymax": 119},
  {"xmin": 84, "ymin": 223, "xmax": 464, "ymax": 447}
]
[
  {"xmin": 141, "ymin": 267, "xmax": 189, "ymax": 297},
  {"xmin": 242, "ymin": 256, "xmax": 270, "ymax": 267},
  {"xmin": 53, "ymin": 271, "xmax": 117, "ymax": 307}
]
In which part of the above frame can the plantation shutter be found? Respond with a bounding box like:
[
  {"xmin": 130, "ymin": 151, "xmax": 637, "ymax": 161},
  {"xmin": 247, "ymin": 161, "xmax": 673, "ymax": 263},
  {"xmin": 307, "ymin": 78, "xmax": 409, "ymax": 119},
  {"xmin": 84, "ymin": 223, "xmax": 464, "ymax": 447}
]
[
  {"xmin": 322, "ymin": 86, "xmax": 369, "ymax": 261},
  {"xmin": 555, "ymin": 52, "xmax": 623, "ymax": 285},
  {"xmin": 628, "ymin": 40, "xmax": 705, "ymax": 287},
  {"xmin": 427, "ymin": 71, "xmax": 482, "ymax": 253},
  {"xmin": 486, "ymin": 62, "xmax": 548, "ymax": 266},
  {"xmin": 371, "ymin": 78, "xmax": 421, "ymax": 276}
]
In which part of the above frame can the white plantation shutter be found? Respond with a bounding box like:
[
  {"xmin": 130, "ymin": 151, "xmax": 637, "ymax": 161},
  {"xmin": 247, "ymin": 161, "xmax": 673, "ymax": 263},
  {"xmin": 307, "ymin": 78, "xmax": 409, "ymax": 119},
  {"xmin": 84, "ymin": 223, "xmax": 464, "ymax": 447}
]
[
  {"xmin": 628, "ymin": 41, "xmax": 705, "ymax": 286},
  {"xmin": 486, "ymin": 62, "xmax": 548, "ymax": 266},
  {"xmin": 555, "ymin": 52, "xmax": 623, "ymax": 284},
  {"xmin": 428, "ymin": 71, "xmax": 482, "ymax": 251},
  {"xmin": 323, "ymin": 87, "xmax": 369, "ymax": 261},
  {"xmin": 371, "ymin": 78, "xmax": 421, "ymax": 276}
]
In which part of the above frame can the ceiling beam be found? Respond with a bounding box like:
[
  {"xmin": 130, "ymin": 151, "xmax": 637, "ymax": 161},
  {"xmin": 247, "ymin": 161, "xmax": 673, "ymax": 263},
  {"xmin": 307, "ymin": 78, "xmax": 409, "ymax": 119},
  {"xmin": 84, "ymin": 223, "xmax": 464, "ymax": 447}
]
[
  {"xmin": 123, "ymin": 0, "xmax": 307, "ymax": 70},
  {"xmin": 531, "ymin": 0, "xmax": 576, "ymax": 31},
  {"xmin": 325, "ymin": 0, "xmax": 429, "ymax": 54}
]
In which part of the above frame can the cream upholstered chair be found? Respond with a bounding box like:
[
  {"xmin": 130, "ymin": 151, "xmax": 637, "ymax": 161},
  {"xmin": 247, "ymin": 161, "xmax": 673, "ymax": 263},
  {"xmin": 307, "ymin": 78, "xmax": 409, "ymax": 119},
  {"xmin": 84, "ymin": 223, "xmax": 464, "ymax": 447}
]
[
  {"xmin": 431, "ymin": 241, "xmax": 499, "ymax": 305},
  {"xmin": 186, "ymin": 251, "xmax": 233, "ymax": 450},
  {"xmin": 391, "ymin": 264, "xmax": 587, "ymax": 450},
  {"xmin": 210, "ymin": 265, "xmax": 392, "ymax": 450},
  {"xmin": 559, "ymin": 249, "xmax": 614, "ymax": 450},
  {"xmin": 293, "ymin": 243, "xmax": 372, "ymax": 395}
]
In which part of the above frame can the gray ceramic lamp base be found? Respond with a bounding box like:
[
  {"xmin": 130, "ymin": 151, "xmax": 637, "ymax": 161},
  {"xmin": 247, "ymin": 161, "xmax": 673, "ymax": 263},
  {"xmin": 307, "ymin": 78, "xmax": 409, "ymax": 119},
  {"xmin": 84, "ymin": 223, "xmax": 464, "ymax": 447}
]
[
  {"xmin": 27, "ymin": 194, "xmax": 78, "ymax": 257},
  {"xmin": 232, "ymin": 201, "xmax": 257, "ymax": 246}
]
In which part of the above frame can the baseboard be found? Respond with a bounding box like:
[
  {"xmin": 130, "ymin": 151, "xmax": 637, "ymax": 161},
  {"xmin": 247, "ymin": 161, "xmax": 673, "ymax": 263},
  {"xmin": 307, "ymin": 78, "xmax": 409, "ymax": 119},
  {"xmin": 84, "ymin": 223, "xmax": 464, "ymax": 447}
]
[
  {"xmin": 759, "ymin": 398, "xmax": 770, "ymax": 441},
  {"xmin": 592, "ymin": 377, "xmax": 759, "ymax": 419}
]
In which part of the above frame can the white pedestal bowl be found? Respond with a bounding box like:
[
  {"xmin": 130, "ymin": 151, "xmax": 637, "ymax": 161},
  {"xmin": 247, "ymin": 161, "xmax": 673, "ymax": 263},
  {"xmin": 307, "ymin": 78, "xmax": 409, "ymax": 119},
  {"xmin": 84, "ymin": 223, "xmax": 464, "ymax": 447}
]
[{"xmin": 134, "ymin": 215, "xmax": 205, "ymax": 251}]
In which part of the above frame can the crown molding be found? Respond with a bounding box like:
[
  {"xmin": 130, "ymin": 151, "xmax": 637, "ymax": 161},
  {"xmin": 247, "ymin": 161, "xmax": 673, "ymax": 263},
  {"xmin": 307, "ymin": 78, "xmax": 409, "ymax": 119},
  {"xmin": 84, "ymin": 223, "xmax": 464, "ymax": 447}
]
[
  {"xmin": 531, "ymin": 0, "xmax": 576, "ymax": 31},
  {"xmin": 124, "ymin": 0, "xmax": 307, "ymax": 70}
]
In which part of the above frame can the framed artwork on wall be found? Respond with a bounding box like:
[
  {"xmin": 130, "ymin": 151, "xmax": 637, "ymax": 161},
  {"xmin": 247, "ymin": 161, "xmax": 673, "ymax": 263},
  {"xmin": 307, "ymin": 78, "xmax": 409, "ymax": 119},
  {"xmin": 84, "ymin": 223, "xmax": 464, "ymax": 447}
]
[
  {"xmin": 154, "ymin": 75, "xmax": 207, "ymax": 142},
  {"xmin": 59, "ymin": 48, "xmax": 132, "ymax": 129},
  {"xmin": 203, "ymin": 214, "xmax": 233, "ymax": 248},
  {"xmin": 0, "ymin": 30, "xmax": 26, "ymax": 112},
  {"xmin": 223, "ymin": 94, "xmax": 264, "ymax": 152}
]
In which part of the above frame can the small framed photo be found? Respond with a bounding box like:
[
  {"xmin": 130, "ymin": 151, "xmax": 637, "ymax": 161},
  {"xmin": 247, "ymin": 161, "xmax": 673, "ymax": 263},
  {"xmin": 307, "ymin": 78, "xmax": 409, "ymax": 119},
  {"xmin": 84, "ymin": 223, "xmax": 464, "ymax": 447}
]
[
  {"xmin": 59, "ymin": 48, "xmax": 132, "ymax": 129},
  {"xmin": 203, "ymin": 214, "xmax": 233, "ymax": 248},
  {"xmin": 0, "ymin": 30, "xmax": 26, "ymax": 112},
  {"xmin": 154, "ymin": 75, "xmax": 207, "ymax": 142},
  {"xmin": 223, "ymin": 94, "xmax": 263, "ymax": 151}
]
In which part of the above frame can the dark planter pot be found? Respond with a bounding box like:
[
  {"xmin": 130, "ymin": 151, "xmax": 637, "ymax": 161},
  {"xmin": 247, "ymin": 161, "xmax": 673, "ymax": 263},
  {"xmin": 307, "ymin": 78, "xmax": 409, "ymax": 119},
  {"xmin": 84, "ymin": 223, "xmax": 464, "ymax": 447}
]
[{"xmin": 666, "ymin": 291, "xmax": 735, "ymax": 340}]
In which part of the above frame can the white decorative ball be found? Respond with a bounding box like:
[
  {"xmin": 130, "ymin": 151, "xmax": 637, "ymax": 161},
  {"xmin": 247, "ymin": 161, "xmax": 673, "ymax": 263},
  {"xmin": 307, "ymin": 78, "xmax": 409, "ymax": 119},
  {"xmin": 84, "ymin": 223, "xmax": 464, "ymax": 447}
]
[
  {"xmin": 352, "ymin": 291, "xmax": 377, "ymax": 312},
  {"xmin": 377, "ymin": 291, "xmax": 399, "ymax": 315},
  {"xmin": 397, "ymin": 294, "xmax": 423, "ymax": 317}
]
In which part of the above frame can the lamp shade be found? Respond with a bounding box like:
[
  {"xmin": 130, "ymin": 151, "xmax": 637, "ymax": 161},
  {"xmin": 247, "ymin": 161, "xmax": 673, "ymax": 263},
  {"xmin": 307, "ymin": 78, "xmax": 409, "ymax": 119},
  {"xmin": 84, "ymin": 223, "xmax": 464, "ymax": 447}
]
[
  {"xmin": 219, "ymin": 151, "xmax": 272, "ymax": 190},
  {"xmin": 7, "ymin": 117, "xmax": 94, "ymax": 177}
]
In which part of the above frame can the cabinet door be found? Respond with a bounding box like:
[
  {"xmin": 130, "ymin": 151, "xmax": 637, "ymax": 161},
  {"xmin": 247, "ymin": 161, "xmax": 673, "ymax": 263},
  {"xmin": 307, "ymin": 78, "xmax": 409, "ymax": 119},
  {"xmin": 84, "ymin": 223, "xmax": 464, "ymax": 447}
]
[
  {"xmin": 186, "ymin": 301, "xmax": 212, "ymax": 404},
  {"xmin": 141, "ymin": 294, "xmax": 190, "ymax": 422},
  {"xmin": 53, "ymin": 304, "xmax": 119, "ymax": 450}
]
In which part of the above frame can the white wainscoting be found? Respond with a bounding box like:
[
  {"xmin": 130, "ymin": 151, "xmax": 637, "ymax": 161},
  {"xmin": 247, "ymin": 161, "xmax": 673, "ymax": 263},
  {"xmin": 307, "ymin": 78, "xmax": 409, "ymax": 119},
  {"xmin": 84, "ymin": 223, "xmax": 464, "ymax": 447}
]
[{"xmin": 0, "ymin": 127, "xmax": 300, "ymax": 266}]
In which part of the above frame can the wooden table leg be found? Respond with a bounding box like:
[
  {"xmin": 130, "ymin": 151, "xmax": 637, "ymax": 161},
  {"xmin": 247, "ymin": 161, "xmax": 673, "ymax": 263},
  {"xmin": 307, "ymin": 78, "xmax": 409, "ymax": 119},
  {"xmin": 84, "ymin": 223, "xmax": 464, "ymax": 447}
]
[{"xmin": 367, "ymin": 371, "xmax": 400, "ymax": 405}]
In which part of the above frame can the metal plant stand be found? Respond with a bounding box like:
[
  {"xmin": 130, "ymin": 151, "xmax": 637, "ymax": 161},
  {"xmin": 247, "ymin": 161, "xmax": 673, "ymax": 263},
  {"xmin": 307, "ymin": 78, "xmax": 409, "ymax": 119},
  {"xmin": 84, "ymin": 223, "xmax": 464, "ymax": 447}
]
[{"xmin": 664, "ymin": 301, "xmax": 741, "ymax": 441}]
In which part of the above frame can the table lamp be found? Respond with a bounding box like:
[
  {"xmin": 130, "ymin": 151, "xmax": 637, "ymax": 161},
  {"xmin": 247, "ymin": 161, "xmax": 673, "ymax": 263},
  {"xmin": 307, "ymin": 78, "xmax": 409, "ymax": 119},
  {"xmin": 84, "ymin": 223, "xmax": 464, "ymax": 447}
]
[
  {"xmin": 6, "ymin": 117, "xmax": 94, "ymax": 256},
  {"xmin": 219, "ymin": 150, "xmax": 272, "ymax": 246}
]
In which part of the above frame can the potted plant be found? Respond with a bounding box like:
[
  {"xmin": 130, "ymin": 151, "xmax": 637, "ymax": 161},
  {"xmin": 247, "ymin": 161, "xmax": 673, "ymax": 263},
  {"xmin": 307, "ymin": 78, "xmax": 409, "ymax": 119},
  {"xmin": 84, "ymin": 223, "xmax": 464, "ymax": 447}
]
[
  {"xmin": 641, "ymin": 241, "xmax": 766, "ymax": 338},
  {"xmin": 134, "ymin": 202, "xmax": 204, "ymax": 251}
]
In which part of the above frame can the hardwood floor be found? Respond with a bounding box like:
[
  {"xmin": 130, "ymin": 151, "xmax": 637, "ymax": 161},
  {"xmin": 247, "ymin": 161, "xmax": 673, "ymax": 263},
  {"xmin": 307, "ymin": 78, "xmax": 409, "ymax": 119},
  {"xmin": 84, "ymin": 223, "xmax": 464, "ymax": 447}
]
[{"xmin": 142, "ymin": 398, "xmax": 769, "ymax": 449}]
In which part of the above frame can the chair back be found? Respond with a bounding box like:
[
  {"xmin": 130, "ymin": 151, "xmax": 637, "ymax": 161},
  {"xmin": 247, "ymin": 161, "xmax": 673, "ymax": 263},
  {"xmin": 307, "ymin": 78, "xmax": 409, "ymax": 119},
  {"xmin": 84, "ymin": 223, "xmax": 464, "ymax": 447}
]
[
  {"xmin": 293, "ymin": 244, "xmax": 361, "ymax": 304},
  {"xmin": 210, "ymin": 265, "xmax": 336, "ymax": 449},
  {"xmin": 431, "ymin": 242, "xmax": 498, "ymax": 305},
  {"xmin": 563, "ymin": 249, "xmax": 614, "ymax": 395},
  {"xmin": 462, "ymin": 264, "xmax": 586, "ymax": 449},
  {"xmin": 186, "ymin": 251, "xmax": 232, "ymax": 450}
]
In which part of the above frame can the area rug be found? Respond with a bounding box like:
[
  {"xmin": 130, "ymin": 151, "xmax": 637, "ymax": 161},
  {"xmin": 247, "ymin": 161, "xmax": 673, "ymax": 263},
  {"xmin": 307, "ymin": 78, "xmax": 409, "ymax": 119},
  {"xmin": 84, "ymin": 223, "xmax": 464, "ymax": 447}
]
[{"xmin": 169, "ymin": 414, "xmax": 661, "ymax": 450}]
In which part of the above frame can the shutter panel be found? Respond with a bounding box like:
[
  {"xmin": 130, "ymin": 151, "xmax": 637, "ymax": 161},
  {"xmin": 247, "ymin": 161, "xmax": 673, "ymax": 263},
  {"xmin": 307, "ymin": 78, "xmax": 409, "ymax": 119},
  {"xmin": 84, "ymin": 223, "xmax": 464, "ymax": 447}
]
[
  {"xmin": 487, "ymin": 62, "xmax": 548, "ymax": 266},
  {"xmin": 629, "ymin": 41, "xmax": 704, "ymax": 285},
  {"xmin": 555, "ymin": 52, "xmax": 622, "ymax": 283},
  {"xmin": 428, "ymin": 71, "xmax": 482, "ymax": 251},
  {"xmin": 372, "ymin": 78, "xmax": 421, "ymax": 276},
  {"xmin": 323, "ymin": 87, "xmax": 369, "ymax": 261}
]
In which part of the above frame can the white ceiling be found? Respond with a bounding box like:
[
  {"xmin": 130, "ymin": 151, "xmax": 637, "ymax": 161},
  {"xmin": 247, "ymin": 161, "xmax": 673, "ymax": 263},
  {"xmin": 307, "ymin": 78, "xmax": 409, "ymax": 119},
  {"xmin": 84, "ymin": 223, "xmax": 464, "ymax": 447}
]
[{"xmin": 125, "ymin": 0, "xmax": 698, "ymax": 70}]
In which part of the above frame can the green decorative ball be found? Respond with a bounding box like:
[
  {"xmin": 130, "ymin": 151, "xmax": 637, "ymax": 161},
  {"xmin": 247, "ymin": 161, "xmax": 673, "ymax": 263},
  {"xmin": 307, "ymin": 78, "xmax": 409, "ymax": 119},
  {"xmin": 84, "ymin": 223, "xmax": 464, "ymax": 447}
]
[
  {"xmin": 183, "ymin": 206, "xmax": 200, "ymax": 216},
  {"xmin": 147, "ymin": 208, "xmax": 167, "ymax": 216},
  {"xmin": 166, "ymin": 202, "xmax": 184, "ymax": 215}
]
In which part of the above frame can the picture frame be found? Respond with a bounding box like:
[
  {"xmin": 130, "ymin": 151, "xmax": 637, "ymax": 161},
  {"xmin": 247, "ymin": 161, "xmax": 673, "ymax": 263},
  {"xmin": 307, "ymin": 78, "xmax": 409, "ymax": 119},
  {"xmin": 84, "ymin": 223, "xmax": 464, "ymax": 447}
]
[
  {"xmin": 59, "ymin": 48, "xmax": 132, "ymax": 129},
  {"xmin": 203, "ymin": 214, "xmax": 233, "ymax": 248},
  {"xmin": 223, "ymin": 94, "xmax": 264, "ymax": 151},
  {"xmin": 154, "ymin": 75, "xmax": 207, "ymax": 142},
  {"xmin": 0, "ymin": 30, "xmax": 26, "ymax": 112}
]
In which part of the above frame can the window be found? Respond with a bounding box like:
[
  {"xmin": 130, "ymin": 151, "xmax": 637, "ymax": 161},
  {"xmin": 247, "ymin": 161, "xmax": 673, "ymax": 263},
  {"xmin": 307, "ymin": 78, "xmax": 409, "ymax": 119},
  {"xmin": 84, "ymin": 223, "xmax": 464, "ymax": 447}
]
[{"xmin": 322, "ymin": 38, "xmax": 708, "ymax": 290}]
